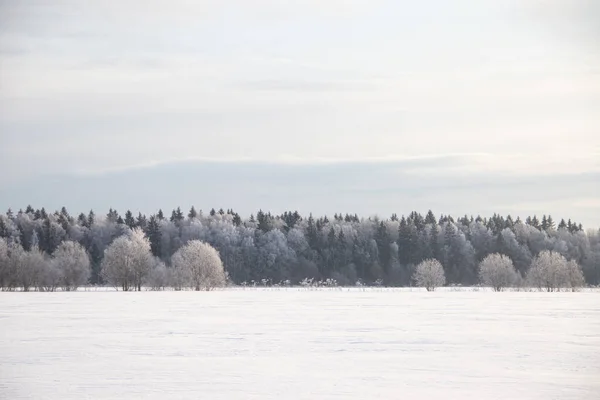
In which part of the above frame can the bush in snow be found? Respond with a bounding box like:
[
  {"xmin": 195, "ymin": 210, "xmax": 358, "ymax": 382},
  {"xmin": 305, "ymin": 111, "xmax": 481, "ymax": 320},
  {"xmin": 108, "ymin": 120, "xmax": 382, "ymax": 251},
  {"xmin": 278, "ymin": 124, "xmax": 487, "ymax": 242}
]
[
  {"xmin": 101, "ymin": 228, "xmax": 153, "ymax": 291},
  {"xmin": 413, "ymin": 259, "xmax": 446, "ymax": 291},
  {"xmin": 52, "ymin": 241, "xmax": 91, "ymax": 291},
  {"xmin": 171, "ymin": 240, "xmax": 226, "ymax": 291},
  {"xmin": 478, "ymin": 253, "xmax": 518, "ymax": 291},
  {"xmin": 526, "ymin": 250, "xmax": 585, "ymax": 292}
]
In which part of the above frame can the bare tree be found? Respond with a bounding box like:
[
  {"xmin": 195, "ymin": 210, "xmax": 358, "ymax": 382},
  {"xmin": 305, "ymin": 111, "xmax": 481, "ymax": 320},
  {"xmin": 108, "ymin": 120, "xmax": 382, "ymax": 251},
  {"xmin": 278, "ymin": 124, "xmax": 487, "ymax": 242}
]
[
  {"xmin": 478, "ymin": 253, "xmax": 518, "ymax": 291},
  {"xmin": 52, "ymin": 241, "xmax": 91, "ymax": 291},
  {"xmin": 101, "ymin": 228, "xmax": 153, "ymax": 291},
  {"xmin": 171, "ymin": 240, "xmax": 226, "ymax": 291},
  {"xmin": 413, "ymin": 259, "xmax": 446, "ymax": 291}
]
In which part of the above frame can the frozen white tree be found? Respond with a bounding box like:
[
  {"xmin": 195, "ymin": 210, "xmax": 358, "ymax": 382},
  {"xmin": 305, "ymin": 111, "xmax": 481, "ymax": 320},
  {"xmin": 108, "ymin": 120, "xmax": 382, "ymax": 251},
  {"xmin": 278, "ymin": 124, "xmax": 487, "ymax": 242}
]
[
  {"xmin": 144, "ymin": 258, "xmax": 170, "ymax": 291},
  {"xmin": 19, "ymin": 247, "xmax": 47, "ymax": 292},
  {"xmin": 566, "ymin": 260, "xmax": 585, "ymax": 292},
  {"xmin": 526, "ymin": 250, "xmax": 585, "ymax": 292},
  {"xmin": 171, "ymin": 240, "xmax": 226, "ymax": 291},
  {"xmin": 478, "ymin": 253, "xmax": 518, "ymax": 291},
  {"xmin": 0, "ymin": 238, "xmax": 9, "ymax": 290},
  {"xmin": 413, "ymin": 259, "xmax": 446, "ymax": 291},
  {"xmin": 52, "ymin": 241, "xmax": 91, "ymax": 291},
  {"xmin": 37, "ymin": 259, "xmax": 62, "ymax": 292},
  {"xmin": 101, "ymin": 228, "xmax": 153, "ymax": 291}
]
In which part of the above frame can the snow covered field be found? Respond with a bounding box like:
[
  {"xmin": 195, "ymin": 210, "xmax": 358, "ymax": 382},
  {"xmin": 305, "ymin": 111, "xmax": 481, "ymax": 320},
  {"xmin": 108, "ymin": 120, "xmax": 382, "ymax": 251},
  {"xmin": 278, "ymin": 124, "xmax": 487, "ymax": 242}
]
[{"xmin": 1, "ymin": 290, "xmax": 599, "ymax": 399}]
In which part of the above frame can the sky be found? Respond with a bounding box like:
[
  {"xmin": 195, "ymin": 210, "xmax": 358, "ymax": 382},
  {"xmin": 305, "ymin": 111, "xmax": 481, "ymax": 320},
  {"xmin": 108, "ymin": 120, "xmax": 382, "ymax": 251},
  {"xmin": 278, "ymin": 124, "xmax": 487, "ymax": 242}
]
[{"xmin": 0, "ymin": 0, "xmax": 599, "ymax": 227}]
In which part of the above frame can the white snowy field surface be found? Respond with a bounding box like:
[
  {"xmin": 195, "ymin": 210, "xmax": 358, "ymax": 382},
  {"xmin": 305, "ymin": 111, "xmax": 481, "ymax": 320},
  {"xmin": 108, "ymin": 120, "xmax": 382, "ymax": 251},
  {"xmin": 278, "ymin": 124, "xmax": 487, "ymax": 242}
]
[{"xmin": 1, "ymin": 291, "xmax": 599, "ymax": 400}]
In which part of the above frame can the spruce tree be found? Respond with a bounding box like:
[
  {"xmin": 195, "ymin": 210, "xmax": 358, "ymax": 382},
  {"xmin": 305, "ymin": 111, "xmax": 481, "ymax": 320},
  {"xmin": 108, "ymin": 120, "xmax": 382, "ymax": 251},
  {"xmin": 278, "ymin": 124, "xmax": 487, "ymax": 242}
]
[
  {"xmin": 136, "ymin": 213, "xmax": 147, "ymax": 230},
  {"xmin": 558, "ymin": 219, "xmax": 567, "ymax": 230},
  {"xmin": 87, "ymin": 210, "xmax": 95, "ymax": 227},
  {"xmin": 124, "ymin": 210, "xmax": 136, "ymax": 228},
  {"xmin": 145, "ymin": 215, "xmax": 162, "ymax": 257}
]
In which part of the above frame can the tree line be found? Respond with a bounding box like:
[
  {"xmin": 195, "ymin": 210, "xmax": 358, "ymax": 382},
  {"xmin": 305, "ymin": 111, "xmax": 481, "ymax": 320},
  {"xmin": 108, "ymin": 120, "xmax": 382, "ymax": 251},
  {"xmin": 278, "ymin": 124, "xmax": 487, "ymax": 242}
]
[{"xmin": 0, "ymin": 205, "xmax": 598, "ymax": 290}]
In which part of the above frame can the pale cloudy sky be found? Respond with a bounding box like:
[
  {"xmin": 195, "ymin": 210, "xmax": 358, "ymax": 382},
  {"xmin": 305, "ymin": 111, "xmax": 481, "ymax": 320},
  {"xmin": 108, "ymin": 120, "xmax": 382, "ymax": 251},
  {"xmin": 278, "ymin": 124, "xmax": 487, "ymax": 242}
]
[{"xmin": 1, "ymin": 1, "xmax": 599, "ymax": 226}]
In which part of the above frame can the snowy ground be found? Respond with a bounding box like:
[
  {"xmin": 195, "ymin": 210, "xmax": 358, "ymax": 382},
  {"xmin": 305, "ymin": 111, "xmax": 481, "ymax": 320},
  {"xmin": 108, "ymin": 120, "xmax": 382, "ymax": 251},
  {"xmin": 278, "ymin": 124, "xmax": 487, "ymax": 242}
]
[{"xmin": 1, "ymin": 290, "xmax": 599, "ymax": 399}]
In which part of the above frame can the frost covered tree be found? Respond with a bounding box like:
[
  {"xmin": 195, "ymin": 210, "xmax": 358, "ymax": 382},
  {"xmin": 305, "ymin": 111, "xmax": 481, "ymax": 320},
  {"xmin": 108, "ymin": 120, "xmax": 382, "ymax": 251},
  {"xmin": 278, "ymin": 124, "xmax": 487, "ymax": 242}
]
[
  {"xmin": 171, "ymin": 240, "xmax": 226, "ymax": 291},
  {"xmin": 566, "ymin": 260, "xmax": 585, "ymax": 292},
  {"xmin": 52, "ymin": 241, "xmax": 91, "ymax": 291},
  {"xmin": 413, "ymin": 259, "xmax": 446, "ymax": 291},
  {"xmin": 478, "ymin": 253, "xmax": 518, "ymax": 291},
  {"xmin": 526, "ymin": 250, "xmax": 585, "ymax": 292},
  {"xmin": 101, "ymin": 228, "xmax": 153, "ymax": 291},
  {"xmin": 19, "ymin": 247, "xmax": 47, "ymax": 291},
  {"xmin": 0, "ymin": 238, "xmax": 9, "ymax": 289},
  {"xmin": 144, "ymin": 258, "xmax": 170, "ymax": 291}
]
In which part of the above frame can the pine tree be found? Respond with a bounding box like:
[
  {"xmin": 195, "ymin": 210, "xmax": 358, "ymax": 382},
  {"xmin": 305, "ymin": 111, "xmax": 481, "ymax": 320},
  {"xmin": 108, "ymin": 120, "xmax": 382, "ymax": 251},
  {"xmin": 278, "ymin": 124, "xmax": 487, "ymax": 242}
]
[
  {"xmin": 107, "ymin": 208, "xmax": 119, "ymax": 223},
  {"xmin": 429, "ymin": 223, "xmax": 440, "ymax": 260},
  {"xmin": 188, "ymin": 206, "xmax": 198, "ymax": 220},
  {"xmin": 546, "ymin": 215, "xmax": 555, "ymax": 231},
  {"xmin": 87, "ymin": 210, "xmax": 95, "ymax": 227},
  {"xmin": 541, "ymin": 215, "xmax": 548, "ymax": 231},
  {"xmin": 157, "ymin": 209, "xmax": 165, "ymax": 220},
  {"xmin": 124, "ymin": 210, "xmax": 136, "ymax": 228},
  {"xmin": 425, "ymin": 210, "xmax": 437, "ymax": 225},
  {"xmin": 77, "ymin": 213, "xmax": 87, "ymax": 226},
  {"xmin": 136, "ymin": 213, "xmax": 147, "ymax": 230},
  {"xmin": 531, "ymin": 215, "xmax": 540, "ymax": 230},
  {"xmin": 376, "ymin": 222, "xmax": 391, "ymax": 274},
  {"xmin": 145, "ymin": 215, "xmax": 162, "ymax": 257},
  {"xmin": 558, "ymin": 219, "xmax": 567, "ymax": 230}
]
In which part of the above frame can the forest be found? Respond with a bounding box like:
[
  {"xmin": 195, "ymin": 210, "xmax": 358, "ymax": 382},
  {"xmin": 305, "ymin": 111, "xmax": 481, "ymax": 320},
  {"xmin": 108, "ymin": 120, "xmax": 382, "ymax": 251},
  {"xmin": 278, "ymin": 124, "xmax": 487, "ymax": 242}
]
[{"xmin": 0, "ymin": 205, "xmax": 599, "ymax": 288}]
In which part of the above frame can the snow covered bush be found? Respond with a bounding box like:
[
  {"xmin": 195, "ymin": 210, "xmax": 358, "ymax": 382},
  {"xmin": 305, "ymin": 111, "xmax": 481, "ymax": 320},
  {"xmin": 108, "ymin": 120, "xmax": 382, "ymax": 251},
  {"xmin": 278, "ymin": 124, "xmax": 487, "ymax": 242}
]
[
  {"xmin": 526, "ymin": 250, "xmax": 585, "ymax": 292},
  {"xmin": 101, "ymin": 228, "xmax": 153, "ymax": 291},
  {"xmin": 413, "ymin": 259, "xmax": 446, "ymax": 291},
  {"xmin": 171, "ymin": 240, "xmax": 226, "ymax": 291},
  {"xmin": 478, "ymin": 253, "xmax": 518, "ymax": 291},
  {"xmin": 144, "ymin": 259, "xmax": 170, "ymax": 291},
  {"xmin": 52, "ymin": 241, "xmax": 91, "ymax": 291}
]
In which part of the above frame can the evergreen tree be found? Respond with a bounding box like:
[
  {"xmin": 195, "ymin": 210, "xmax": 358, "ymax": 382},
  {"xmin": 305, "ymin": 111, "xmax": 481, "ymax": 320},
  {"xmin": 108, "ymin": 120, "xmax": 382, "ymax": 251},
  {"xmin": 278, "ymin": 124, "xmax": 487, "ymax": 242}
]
[
  {"xmin": 124, "ymin": 210, "xmax": 136, "ymax": 228},
  {"xmin": 531, "ymin": 215, "xmax": 540, "ymax": 230},
  {"xmin": 145, "ymin": 215, "xmax": 162, "ymax": 257},
  {"xmin": 425, "ymin": 210, "xmax": 437, "ymax": 225},
  {"xmin": 558, "ymin": 219, "xmax": 567, "ymax": 230},
  {"xmin": 157, "ymin": 209, "xmax": 165, "ymax": 220},
  {"xmin": 87, "ymin": 210, "xmax": 95, "ymax": 227},
  {"xmin": 77, "ymin": 213, "xmax": 87, "ymax": 226},
  {"xmin": 136, "ymin": 213, "xmax": 147, "ymax": 230},
  {"xmin": 107, "ymin": 208, "xmax": 119, "ymax": 223},
  {"xmin": 188, "ymin": 206, "xmax": 198, "ymax": 220},
  {"xmin": 541, "ymin": 215, "xmax": 548, "ymax": 231},
  {"xmin": 376, "ymin": 222, "xmax": 392, "ymax": 274},
  {"xmin": 546, "ymin": 215, "xmax": 555, "ymax": 231},
  {"xmin": 170, "ymin": 207, "xmax": 184, "ymax": 223}
]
